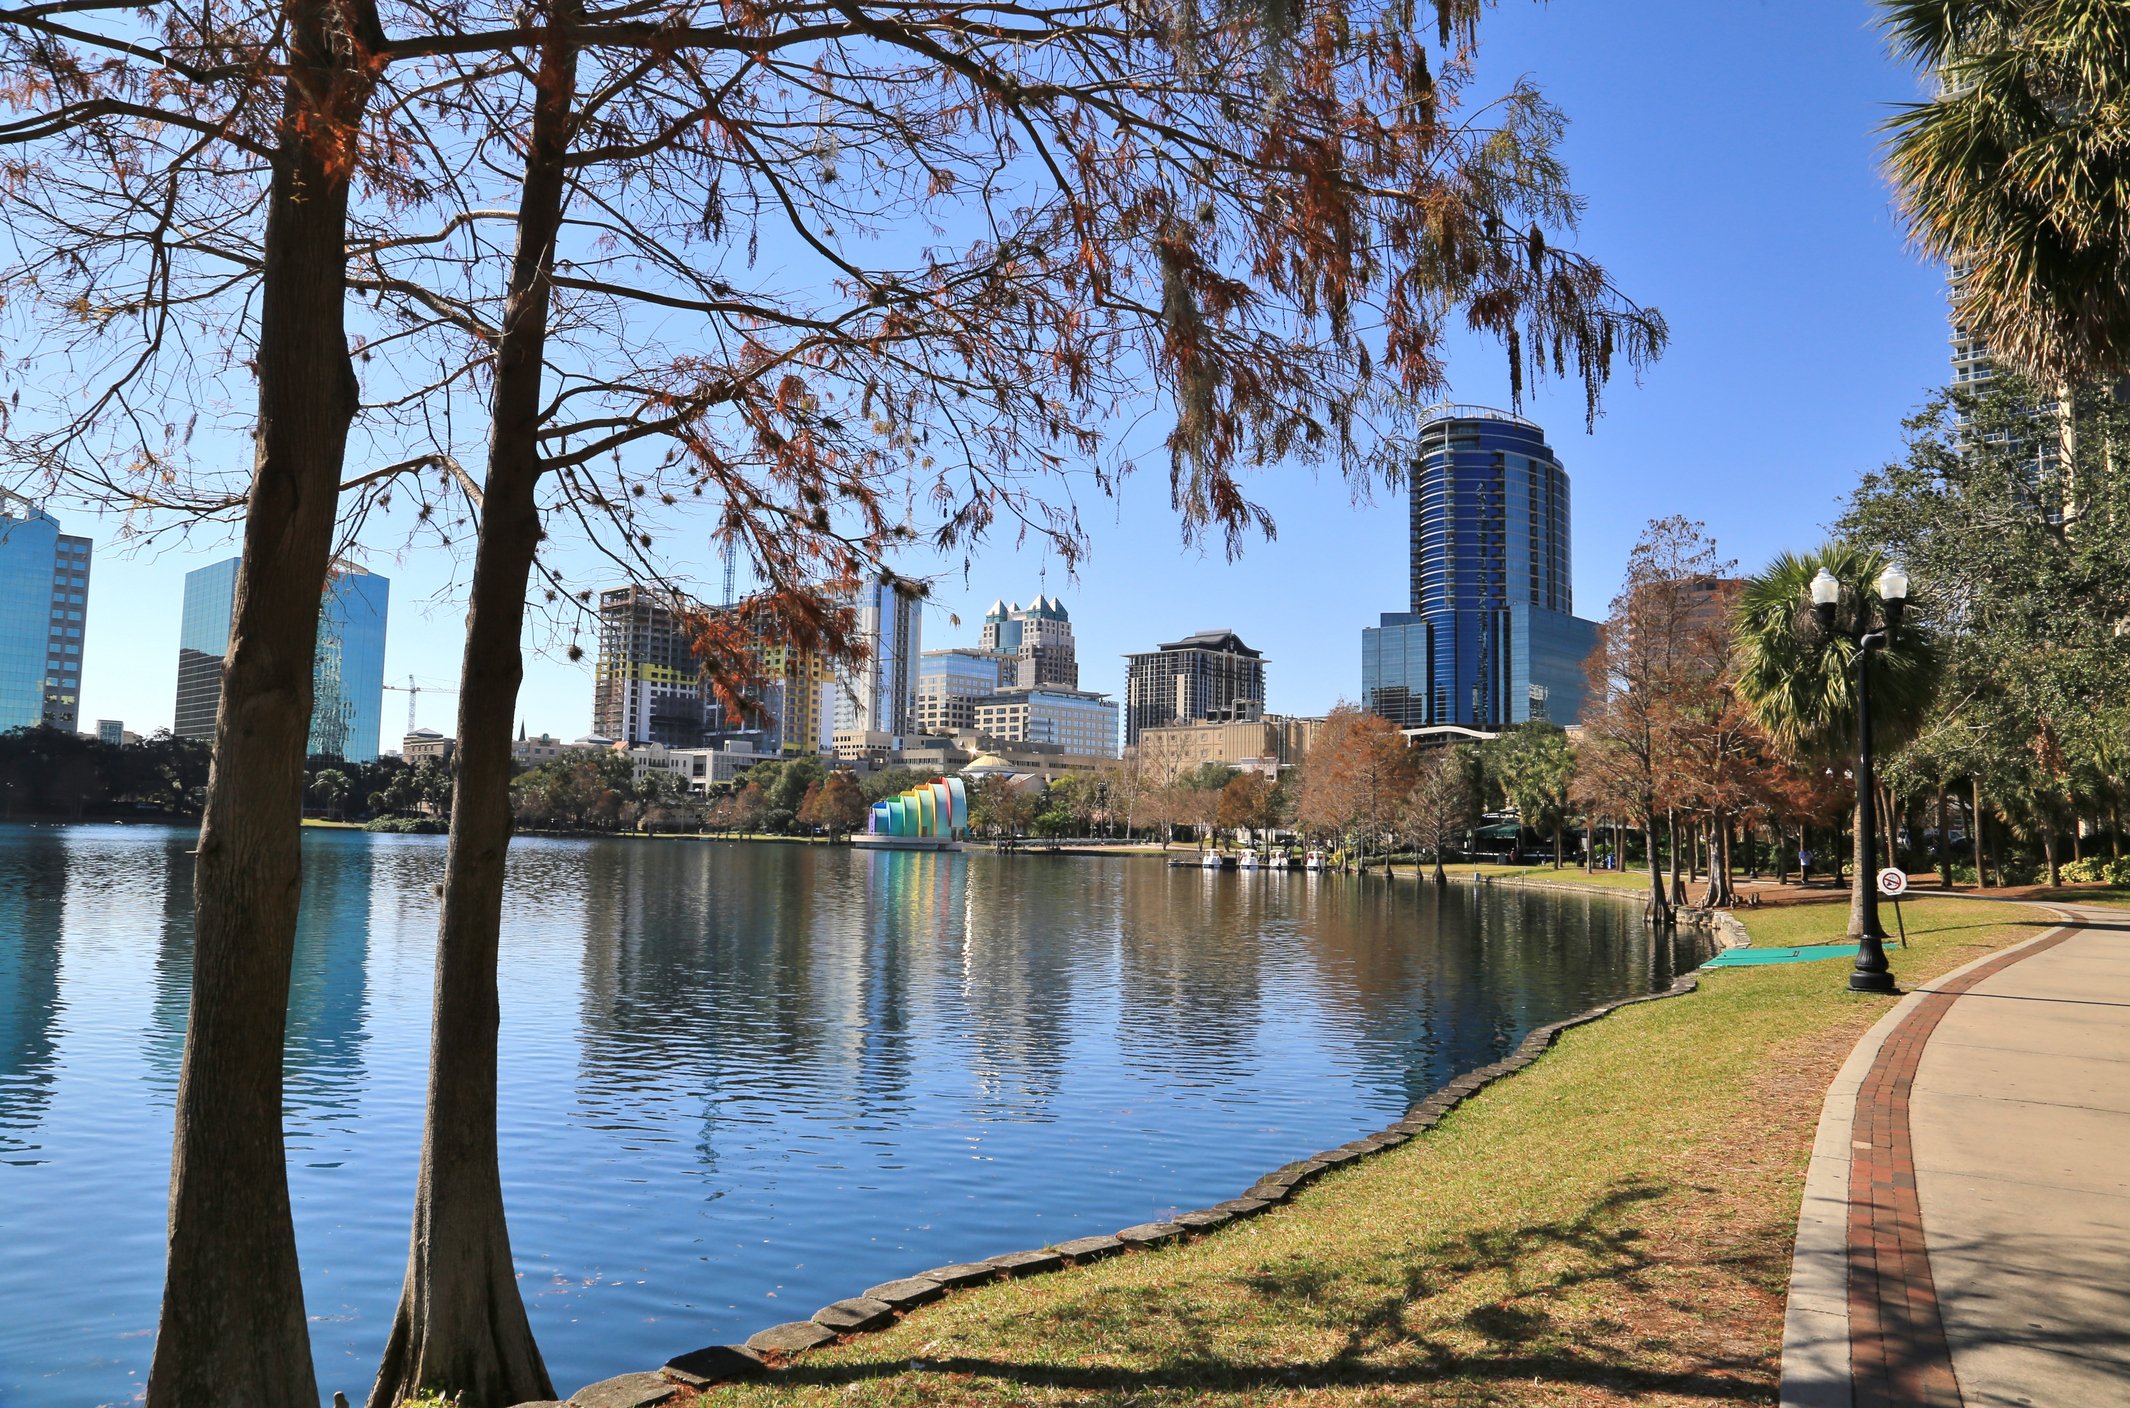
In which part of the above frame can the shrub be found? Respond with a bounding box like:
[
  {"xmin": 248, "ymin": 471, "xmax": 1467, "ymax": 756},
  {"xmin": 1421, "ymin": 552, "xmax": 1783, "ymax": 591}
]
[
  {"xmin": 364, "ymin": 816, "xmax": 445, "ymax": 835},
  {"xmin": 2061, "ymin": 856, "xmax": 2130, "ymax": 885}
]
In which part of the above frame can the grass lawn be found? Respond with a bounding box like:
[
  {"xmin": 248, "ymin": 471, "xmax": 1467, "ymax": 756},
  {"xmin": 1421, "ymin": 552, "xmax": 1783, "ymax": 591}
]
[
  {"xmin": 1439, "ymin": 862, "xmax": 1659, "ymax": 893},
  {"xmin": 681, "ymin": 896, "xmax": 2051, "ymax": 1408}
]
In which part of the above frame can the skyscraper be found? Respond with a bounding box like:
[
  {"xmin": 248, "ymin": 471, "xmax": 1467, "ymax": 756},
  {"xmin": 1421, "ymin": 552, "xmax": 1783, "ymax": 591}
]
[
  {"xmin": 592, "ymin": 585, "xmax": 713, "ymax": 746},
  {"xmin": 978, "ymin": 595, "xmax": 1079, "ymax": 688},
  {"xmin": 0, "ymin": 492, "xmax": 92, "ymax": 733},
  {"xmin": 915, "ymin": 647, "xmax": 1013, "ymax": 735},
  {"xmin": 1122, "ymin": 629, "xmax": 1265, "ymax": 747},
  {"xmin": 173, "ymin": 558, "xmax": 239, "ymax": 740},
  {"xmin": 1361, "ymin": 405, "xmax": 1598, "ymax": 730},
  {"xmin": 311, "ymin": 566, "xmax": 390, "ymax": 761},
  {"xmin": 833, "ymin": 575, "xmax": 923, "ymax": 741},
  {"xmin": 174, "ymin": 558, "xmax": 390, "ymax": 760}
]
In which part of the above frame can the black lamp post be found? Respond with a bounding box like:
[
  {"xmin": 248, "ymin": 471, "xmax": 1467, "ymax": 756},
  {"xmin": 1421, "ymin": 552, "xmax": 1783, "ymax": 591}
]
[{"xmin": 1810, "ymin": 563, "xmax": 1910, "ymax": 994}]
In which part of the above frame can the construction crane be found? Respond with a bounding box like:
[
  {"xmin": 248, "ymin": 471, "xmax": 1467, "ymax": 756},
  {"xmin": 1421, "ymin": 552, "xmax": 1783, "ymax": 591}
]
[{"xmin": 382, "ymin": 674, "xmax": 458, "ymax": 734}]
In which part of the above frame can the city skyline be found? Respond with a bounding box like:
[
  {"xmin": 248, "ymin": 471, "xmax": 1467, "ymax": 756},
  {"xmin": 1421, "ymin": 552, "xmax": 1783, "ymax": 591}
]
[{"xmin": 19, "ymin": 5, "xmax": 1951, "ymax": 743}]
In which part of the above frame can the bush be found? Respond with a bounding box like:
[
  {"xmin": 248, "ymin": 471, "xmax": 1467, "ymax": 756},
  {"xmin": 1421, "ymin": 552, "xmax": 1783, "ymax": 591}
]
[
  {"xmin": 2061, "ymin": 856, "xmax": 2130, "ymax": 885},
  {"xmin": 1997, "ymin": 856, "xmax": 2039, "ymax": 886},
  {"xmin": 364, "ymin": 816, "xmax": 445, "ymax": 834}
]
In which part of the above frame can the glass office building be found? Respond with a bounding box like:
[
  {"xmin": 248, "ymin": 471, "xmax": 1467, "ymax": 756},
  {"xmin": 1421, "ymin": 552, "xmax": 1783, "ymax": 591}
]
[
  {"xmin": 833, "ymin": 575, "xmax": 923, "ymax": 741},
  {"xmin": 1361, "ymin": 406, "xmax": 1598, "ymax": 729},
  {"xmin": 0, "ymin": 493, "xmax": 92, "ymax": 733},
  {"xmin": 175, "ymin": 557, "xmax": 390, "ymax": 760},
  {"xmin": 311, "ymin": 564, "xmax": 390, "ymax": 761}
]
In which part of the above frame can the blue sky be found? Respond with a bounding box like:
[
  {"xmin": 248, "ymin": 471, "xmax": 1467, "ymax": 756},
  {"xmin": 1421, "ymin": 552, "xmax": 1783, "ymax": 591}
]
[{"xmin": 64, "ymin": 0, "xmax": 1949, "ymax": 748}]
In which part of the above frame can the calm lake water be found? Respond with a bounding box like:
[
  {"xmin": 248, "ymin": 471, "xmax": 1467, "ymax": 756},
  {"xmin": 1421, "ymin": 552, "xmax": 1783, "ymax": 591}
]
[{"xmin": 0, "ymin": 824, "xmax": 1706, "ymax": 1406}]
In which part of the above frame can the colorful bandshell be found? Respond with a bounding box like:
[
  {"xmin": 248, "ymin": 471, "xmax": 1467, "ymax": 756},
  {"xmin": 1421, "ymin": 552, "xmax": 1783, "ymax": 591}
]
[{"xmin": 868, "ymin": 775, "xmax": 967, "ymax": 839}]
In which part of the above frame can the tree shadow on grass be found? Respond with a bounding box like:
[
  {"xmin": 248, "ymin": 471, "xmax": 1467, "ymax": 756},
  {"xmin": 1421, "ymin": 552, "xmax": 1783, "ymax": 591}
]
[{"xmin": 766, "ymin": 1175, "xmax": 1779, "ymax": 1403}]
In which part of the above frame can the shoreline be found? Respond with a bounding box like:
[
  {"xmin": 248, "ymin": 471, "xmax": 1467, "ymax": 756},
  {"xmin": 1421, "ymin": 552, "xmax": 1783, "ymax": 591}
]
[
  {"xmin": 525, "ymin": 895, "xmax": 2053, "ymax": 1408},
  {"xmin": 550, "ymin": 908, "xmax": 1753, "ymax": 1404}
]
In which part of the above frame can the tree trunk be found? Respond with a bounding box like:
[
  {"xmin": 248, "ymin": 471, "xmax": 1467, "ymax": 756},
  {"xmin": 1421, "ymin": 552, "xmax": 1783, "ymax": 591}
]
[
  {"xmin": 1882, "ymin": 781, "xmax": 1900, "ymax": 877},
  {"xmin": 1582, "ymin": 815, "xmax": 1594, "ymax": 873},
  {"xmin": 148, "ymin": 5, "xmax": 380, "ymax": 1403},
  {"xmin": 1666, "ymin": 809, "xmax": 1686, "ymax": 908},
  {"xmin": 1972, "ymin": 777, "xmax": 1990, "ymax": 888},
  {"xmin": 368, "ymin": 15, "xmax": 574, "ymax": 1406},
  {"xmin": 1644, "ymin": 806, "xmax": 1671, "ymax": 925},
  {"xmin": 2042, "ymin": 826, "xmax": 2061, "ymax": 888},
  {"xmin": 1552, "ymin": 818, "xmax": 1563, "ymax": 869},
  {"xmin": 1848, "ymin": 785, "xmax": 1870, "ymax": 939},
  {"xmin": 1700, "ymin": 813, "xmax": 1733, "ymax": 908},
  {"xmin": 1937, "ymin": 783, "xmax": 1952, "ymax": 888}
]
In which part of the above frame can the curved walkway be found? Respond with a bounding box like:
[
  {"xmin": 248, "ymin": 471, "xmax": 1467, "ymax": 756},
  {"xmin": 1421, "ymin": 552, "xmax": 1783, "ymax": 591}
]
[{"xmin": 1781, "ymin": 904, "xmax": 2130, "ymax": 1407}]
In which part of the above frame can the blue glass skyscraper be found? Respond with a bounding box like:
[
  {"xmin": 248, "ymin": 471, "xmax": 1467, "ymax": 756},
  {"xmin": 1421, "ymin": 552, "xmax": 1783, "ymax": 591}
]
[
  {"xmin": 0, "ymin": 492, "xmax": 93, "ymax": 733},
  {"xmin": 174, "ymin": 558, "xmax": 390, "ymax": 760},
  {"xmin": 1361, "ymin": 405, "xmax": 1598, "ymax": 730}
]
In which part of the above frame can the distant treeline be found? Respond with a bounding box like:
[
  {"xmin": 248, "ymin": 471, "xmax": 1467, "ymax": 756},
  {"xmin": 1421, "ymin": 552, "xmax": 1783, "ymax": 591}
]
[{"xmin": 0, "ymin": 727, "xmax": 210, "ymax": 818}]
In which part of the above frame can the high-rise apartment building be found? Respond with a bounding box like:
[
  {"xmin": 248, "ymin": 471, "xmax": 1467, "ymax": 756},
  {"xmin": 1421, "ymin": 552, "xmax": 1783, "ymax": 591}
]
[
  {"xmin": 752, "ymin": 638, "xmax": 836, "ymax": 756},
  {"xmin": 592, "ymin": 585, "xmax": 837, "ymax": 754},
  {"xmin": 175, "ymin": 557, "xmax": 390, "ymax": 760},
  {"xmin": 1360, "ymin": 406, "xmax": 1598, "ymax": 731},
  {"xmin": 978, "ymin": 595, "xmax": 1079, "ymax": 688},
  {"xmin": 833, "ymin": 575, "xmax": 923, "ymax": 742},
  {"xmin": 971, "ymin": 686, "xmax": 1119, "ymax": 758},
  {"xmin": 593, "ymin": 585, "xmax": 714, "ymax": 747},
  {"xmin": 1122, "ymin": 629, "xmax": 1265, "ymax": 747},
  {"xmin": 0, "ymin": 493, "xmax": 92, "ymax": 733}
]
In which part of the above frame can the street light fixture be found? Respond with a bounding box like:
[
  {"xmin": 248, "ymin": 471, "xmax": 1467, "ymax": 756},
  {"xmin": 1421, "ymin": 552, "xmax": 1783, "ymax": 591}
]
[{"xmin": 1809, "ymin": 562, "xmax": 1910, "ymax": 994}]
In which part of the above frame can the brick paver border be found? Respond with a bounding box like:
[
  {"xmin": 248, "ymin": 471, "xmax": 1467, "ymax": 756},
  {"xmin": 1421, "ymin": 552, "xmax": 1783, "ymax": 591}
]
[{"xmin": 1845, "ymin": 926, "xmax": 2079, "ymax": 1408}]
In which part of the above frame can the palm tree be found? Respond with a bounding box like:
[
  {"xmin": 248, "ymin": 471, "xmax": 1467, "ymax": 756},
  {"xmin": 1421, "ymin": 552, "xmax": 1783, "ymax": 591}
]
[
  {"xmin": 308, "ymin": 769, "xmax": 351, "ymax": 822},
  {"xmin": 1880, "ymin": 0, "xmax": 2130, "ymax": 391},
  {"xmin": 1734, "ymin": 546, "xmax": 1942, "ymax": 936}
]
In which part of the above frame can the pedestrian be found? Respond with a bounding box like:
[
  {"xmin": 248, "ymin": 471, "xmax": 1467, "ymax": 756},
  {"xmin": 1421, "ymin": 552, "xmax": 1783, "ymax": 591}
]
[{"xmin": 1799, "ymin": 846, "xmax": 1814, "ymax": 884}]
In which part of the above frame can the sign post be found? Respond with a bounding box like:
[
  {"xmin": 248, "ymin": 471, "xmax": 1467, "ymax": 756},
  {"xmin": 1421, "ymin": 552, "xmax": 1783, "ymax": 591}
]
[{"xmin": 1876, "ymin": 868, "xmax": 1909, "ymax": 947}]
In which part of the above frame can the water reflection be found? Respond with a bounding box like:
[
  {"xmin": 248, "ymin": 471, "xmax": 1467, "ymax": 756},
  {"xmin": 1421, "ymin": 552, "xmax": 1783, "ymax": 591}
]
[
  {"xmin": 0, "ymin": 829, "xmax": 66, "ymax": 1158},
  {"xmin": 145, "ymin": 831, "xmax": 196, "ymax": 1091},
  {"xmin": 286, "ymin": 835, "xmax": 376, "ymax": 1147},
  {"xmin": 0, "ymin": 826, "xmax": 1707, "ymax": 1408}
]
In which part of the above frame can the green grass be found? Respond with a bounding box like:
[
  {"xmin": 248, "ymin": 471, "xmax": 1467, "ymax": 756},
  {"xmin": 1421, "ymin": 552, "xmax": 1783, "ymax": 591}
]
[
  {"xmin": 681, "ymin": 897, "xmax": 2047, "ymax": 1408},
  {"xmin": 1443, "ymin": 862, "xmax": 1660, "ymax": 892}
]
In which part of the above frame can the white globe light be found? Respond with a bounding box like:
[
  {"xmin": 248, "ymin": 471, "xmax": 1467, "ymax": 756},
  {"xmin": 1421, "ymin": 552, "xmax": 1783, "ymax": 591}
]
[
  {"xmin": 1809, "ymin": 568, "xmax": 1840, "ymax": 607},
  {"xmin": 1877, "ymin": 564, "xmax": 1911, "ymax": 603}
]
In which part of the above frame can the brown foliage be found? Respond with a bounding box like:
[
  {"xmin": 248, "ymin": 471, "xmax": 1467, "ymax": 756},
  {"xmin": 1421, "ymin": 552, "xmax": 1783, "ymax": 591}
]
[{"xmin": 1295, "ymin": 705, "xmax": 1415, "ymax": 853}]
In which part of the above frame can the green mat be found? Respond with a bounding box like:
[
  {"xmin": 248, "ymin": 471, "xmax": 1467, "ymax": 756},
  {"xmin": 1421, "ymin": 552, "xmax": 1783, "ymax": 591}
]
[{"xmin": 1701, "ymin": 942, "xmax": 1860, "ymax": 968}]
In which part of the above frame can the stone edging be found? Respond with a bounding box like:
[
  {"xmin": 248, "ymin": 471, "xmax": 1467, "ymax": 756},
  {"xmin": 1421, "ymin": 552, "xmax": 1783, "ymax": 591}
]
[{"xmin": 529, "ymin": 916, "xmax": 1753, "ymax": 1408}]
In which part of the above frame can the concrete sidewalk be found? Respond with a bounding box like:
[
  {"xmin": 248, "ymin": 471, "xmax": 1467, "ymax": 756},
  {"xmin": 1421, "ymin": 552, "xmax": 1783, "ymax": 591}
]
[{"xmin": 1781, "ymin": 905, "xmax": 2130, "ymax": 1408}]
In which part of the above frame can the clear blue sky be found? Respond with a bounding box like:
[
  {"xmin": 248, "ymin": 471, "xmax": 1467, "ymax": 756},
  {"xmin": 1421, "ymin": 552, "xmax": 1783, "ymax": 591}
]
[{"xmin": 65, "ymin": 0, "xmax": 1948, "ymax": 747}]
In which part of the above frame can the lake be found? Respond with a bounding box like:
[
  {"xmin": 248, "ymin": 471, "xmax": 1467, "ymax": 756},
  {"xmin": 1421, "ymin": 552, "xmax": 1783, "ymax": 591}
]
[{"xmin": 0, "ymin": 824, "xmax": 1706, "ymax": 1406}]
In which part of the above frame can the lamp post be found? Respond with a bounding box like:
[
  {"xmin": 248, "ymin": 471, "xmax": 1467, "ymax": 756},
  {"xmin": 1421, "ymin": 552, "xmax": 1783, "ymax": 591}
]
[{"xmin": 1810, "ymin": 563, "xmax": 1910, "ymax": 994}]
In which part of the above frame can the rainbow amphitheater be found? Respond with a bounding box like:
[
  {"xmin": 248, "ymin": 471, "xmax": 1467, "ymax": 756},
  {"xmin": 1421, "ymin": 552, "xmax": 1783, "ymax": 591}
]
[{"xmin": 855, "ymin": 775, "xmax": 969, "ymax": 850}]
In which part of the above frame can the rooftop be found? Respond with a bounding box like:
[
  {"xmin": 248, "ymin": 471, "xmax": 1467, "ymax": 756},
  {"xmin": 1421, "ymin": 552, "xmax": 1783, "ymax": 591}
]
[
  {"xmin": 1143, "ymin": 629, "xmax": 1263, "ymax": 658},
  {"xmin": 1415, "ymin": 402, "xmax": 1541, "ymax": 431}
]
